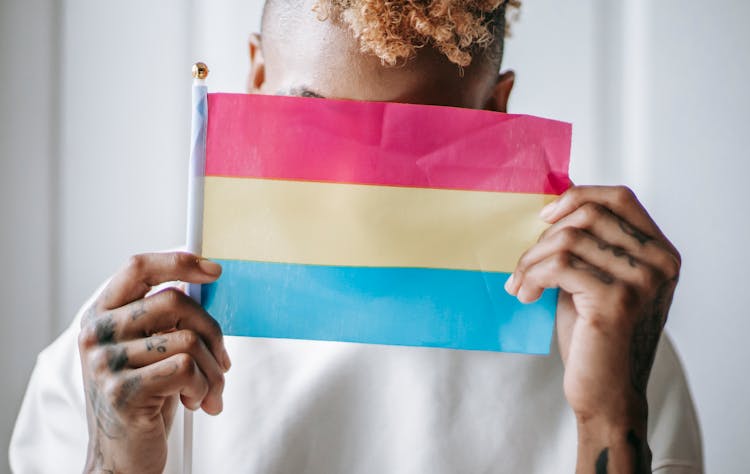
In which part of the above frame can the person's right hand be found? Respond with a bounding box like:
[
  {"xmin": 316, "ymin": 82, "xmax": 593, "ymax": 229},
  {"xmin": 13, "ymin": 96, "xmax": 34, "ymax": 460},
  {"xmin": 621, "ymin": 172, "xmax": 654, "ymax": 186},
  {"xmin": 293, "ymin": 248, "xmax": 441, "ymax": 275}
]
[{"xmin": 78, "ymin": 252, "xmax": 230, "ymax": 474}]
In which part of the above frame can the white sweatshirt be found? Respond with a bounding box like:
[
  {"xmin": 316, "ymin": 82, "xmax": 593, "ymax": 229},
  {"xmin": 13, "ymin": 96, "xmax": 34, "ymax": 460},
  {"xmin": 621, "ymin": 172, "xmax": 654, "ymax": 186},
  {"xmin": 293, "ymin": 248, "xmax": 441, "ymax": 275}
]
[{"xmin": 10, "ymin": 285, "xmax": 703, "ymax": 473}]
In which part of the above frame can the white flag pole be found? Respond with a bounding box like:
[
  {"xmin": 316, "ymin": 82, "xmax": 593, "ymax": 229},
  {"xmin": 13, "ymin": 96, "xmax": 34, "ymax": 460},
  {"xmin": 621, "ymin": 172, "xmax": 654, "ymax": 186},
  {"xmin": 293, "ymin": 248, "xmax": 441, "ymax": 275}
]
[{"xmin": 184, "ymin": 61, "xmax": 209, "ymax": 474}]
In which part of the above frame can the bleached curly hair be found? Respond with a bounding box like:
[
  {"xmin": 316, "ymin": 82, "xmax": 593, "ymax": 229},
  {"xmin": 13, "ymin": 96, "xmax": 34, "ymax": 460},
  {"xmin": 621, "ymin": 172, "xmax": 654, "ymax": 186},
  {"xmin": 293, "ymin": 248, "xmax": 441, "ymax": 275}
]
[{"xmin": 312, "ymin": 0, "xmax": 521, "ymax": 67}]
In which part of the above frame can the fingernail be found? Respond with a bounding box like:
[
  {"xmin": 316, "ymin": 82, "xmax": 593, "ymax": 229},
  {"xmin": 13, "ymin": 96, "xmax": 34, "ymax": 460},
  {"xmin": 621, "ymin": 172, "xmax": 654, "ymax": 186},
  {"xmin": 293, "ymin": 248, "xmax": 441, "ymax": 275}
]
[
  {"xmin": 540, "ymin": 200, "xmax": 558, "ymax": 221},
  {"xmin": 504, "ymin": 274, "xmax": 515, "ymax": 294},
  {"xmin": 198, "ymin": 258, "xmax": 222, "ymax": 276}
]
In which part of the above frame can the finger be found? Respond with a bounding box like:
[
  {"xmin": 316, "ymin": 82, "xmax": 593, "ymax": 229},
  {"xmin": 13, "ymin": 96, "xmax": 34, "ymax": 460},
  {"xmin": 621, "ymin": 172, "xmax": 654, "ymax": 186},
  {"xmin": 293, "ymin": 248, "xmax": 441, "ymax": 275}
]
[
  {"xmin": 80, "ymin": 287, "xmax": 231, "ymax": 371},
  {"xmin": 555, "ymin": 291, "xmax": 576, "ymax": 364},
  {"xmin": 512, "ymin": 251, "xmax": 616, "ymax": 305},
  {"xmin": 118, "ymin": 330, "xmax": 225, "ymax": 414},
  {"xmin": 130, "ymin": 353, "xmax": 212, "ymax": 413},
  {"xmin": 507, "ymin": 227, "xmax": 663, "ymax": 297},
  {"xmin": 517, "ymin": 254, "xmax": 641, "ymax": 334},
  {"xmin": 105, "ymin": 288, "xmax": 230, "ymax": 371},
  {"xmin": 540, "ymin": 185, "xmax": 679, "ymax": 256},
  {"xmin": 99, "ymin": 252, "xmax": 222, "ymax": 310},
  {"xmin": 537, "ymin": 202, "xmax": 680, "ymax": 280}
]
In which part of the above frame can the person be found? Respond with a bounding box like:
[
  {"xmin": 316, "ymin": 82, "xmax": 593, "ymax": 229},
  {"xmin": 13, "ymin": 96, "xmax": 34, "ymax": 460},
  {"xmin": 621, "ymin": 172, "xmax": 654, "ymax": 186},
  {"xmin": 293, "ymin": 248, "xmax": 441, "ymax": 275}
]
[{"xmin": 10, "ymin": 1, "xmax": 703, "ymax": 472}]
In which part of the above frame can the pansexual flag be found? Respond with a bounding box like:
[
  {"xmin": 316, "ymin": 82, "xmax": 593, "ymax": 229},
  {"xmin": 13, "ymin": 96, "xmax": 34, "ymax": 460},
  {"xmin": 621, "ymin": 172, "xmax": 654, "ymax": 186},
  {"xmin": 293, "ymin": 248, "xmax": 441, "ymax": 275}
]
[{"xmin": 196, "ymin": 93, "xmax": 571, "ymax": 354}]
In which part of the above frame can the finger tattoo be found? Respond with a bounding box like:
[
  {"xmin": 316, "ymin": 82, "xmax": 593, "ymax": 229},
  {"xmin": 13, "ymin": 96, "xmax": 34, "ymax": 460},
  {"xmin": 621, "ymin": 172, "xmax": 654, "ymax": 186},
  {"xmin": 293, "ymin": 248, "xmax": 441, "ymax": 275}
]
[
  {"xmin": 145, "ymin": 335, "xmax": 168, "ymax": 353},
  {"xmin": 152, "ymin": 361, "xmax": 179, "ymax": 380},
  {"xmin": 597, "ymin": 241, "xmax": 638, "ymax": 268},
  {"xmin": 618, "ymin": 219, "xmax": 653, "ymax": 246},
  {"xmin": 130, "ymin": 300, "xmax": 147, "ymax": 321}
]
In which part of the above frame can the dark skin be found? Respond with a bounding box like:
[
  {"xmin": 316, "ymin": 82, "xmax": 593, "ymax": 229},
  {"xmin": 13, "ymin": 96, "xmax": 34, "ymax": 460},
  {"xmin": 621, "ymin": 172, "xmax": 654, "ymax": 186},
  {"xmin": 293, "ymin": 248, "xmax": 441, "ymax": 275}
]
[{"xmin": 81, "ymin": 3, "xmax": 679, "ymax": 472}]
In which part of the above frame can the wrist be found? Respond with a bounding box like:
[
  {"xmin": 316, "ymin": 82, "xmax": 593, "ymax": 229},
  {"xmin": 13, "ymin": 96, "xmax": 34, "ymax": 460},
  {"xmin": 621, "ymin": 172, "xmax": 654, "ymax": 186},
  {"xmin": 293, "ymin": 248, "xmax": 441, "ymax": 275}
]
[
  {"xmin": 85, "ymin": 434, "xmax": 166, "ymax": 474},
  {"xmin": 574, "ymin": 390, "xmax": 648, "ymax": 431},
  {"xmin": 84, "ymin": 437, "xmax": 115, "ymax": 474},
  {"xmin": 575, "ymin": 399, "xmax": 652, "ymax": 474}
]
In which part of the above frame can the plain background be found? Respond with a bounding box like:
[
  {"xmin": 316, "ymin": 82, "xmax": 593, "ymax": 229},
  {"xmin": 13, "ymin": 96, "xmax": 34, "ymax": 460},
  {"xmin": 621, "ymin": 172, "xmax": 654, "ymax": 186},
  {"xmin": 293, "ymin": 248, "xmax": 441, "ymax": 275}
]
[{"xmin": 1, "ymin": 0, "xmax": 748, "ymax": 472}]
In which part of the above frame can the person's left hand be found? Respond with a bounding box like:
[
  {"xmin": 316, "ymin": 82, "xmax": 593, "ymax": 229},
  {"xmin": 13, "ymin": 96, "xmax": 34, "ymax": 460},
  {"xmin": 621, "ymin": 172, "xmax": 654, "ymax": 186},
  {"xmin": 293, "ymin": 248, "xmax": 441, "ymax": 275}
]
[{"xmin": 505, "ymin": 185, "xmax": 681, "ymax": 470}]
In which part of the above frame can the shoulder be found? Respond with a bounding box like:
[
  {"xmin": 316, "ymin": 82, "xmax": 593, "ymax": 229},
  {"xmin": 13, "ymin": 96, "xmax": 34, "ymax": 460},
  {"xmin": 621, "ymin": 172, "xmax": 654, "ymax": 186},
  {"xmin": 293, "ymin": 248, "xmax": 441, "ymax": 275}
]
[{"xmin": 647, "ymin": 332, "xmax": 704, "ymax": 472}]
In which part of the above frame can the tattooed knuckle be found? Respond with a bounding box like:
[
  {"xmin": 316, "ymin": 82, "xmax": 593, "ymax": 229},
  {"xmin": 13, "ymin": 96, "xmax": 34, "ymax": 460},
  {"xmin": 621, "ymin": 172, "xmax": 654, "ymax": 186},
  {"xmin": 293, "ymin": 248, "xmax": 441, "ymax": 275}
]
[
  {"xmin": 107, "ymin": 345, "xmax": 129, "ymax": 372},
  {"xmin": 94, "ymin": 316, "xmax": 116, "ymax": 344}
]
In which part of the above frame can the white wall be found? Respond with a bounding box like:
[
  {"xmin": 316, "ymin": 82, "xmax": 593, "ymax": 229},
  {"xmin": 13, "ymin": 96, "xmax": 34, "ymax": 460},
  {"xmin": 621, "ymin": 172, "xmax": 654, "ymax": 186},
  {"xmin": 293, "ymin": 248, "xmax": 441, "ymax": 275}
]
[
  {"xmin": 646, "ymin": 0, "xmax": 750, "ymax": 466},
  {"xmin": 1, "ymin": 1, "xmax": 748, "ymax": 472},
  {"xmin": 0, "ymin": 1, "xmax": 58, "ymax": 471},
  {"xmin": 59, "ymin": 0, "xmax": 192, "ymax": 328}
]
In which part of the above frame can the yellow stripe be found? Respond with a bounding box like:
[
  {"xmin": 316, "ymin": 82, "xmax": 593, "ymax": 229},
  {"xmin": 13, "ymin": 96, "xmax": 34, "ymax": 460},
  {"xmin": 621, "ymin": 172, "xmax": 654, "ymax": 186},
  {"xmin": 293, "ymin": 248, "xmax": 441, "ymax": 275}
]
[{"xmin": 202, "ymin": 177, "xmax": 554, "ymax": 273}]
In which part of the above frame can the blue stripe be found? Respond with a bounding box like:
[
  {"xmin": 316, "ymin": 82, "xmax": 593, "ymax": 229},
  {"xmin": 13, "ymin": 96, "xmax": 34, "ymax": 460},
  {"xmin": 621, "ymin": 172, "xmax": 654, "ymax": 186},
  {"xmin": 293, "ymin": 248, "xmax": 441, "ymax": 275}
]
[{"xmin": 202, "ymin": 259, "xmax": 556, "ymax": 354}]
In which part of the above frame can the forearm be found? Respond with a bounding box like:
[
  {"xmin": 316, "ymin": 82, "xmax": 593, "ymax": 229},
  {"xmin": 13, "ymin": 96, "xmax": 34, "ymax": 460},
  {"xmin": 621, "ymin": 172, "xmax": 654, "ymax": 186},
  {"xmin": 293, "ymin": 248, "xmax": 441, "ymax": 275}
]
[{"xmin": 576, "ymin": 416, "xmax": 652, "ymax": 474}]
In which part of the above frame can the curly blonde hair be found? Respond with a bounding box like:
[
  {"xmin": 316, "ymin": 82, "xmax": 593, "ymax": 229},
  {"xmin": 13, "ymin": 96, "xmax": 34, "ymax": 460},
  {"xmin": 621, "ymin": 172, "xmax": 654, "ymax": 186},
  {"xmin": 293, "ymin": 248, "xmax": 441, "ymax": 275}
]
[{"xmin": 313, "ymin": 0, "xmax": 521, "ymax": 67}]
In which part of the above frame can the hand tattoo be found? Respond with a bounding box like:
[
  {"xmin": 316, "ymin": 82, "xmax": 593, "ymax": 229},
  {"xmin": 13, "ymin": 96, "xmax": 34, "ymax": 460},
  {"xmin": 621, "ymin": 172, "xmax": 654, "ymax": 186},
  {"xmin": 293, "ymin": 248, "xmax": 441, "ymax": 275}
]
[
  {"xmin": 630, "ymin": 279, "xmax": 672, "ymax": 394},
  {"xmin": 89, "ymin": 434, "xmax": 116, "ymax": 474},
  {"xmin": 87, "ymin": 381, "xmax": 124, "ymax": 439}
]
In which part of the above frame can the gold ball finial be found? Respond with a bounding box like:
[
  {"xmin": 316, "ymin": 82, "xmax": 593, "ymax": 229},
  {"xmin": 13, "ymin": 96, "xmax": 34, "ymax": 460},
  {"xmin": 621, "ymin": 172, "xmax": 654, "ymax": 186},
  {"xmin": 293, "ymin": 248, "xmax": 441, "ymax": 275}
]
[{"xmin": 192, "ymin": 62, "xmax": 209, "ymax": 80}]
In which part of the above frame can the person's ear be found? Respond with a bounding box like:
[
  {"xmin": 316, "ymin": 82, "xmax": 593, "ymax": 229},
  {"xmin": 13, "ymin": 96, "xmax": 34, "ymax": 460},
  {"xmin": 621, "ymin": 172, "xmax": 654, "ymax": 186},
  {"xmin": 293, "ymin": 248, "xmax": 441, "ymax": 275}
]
[
  {"xmin": 247, "ymin": 33, "xmax": 266, "ymax": 93},
  {"xmin": 484, "ymin": 70, "xmax": 515, "ymax": 113}
]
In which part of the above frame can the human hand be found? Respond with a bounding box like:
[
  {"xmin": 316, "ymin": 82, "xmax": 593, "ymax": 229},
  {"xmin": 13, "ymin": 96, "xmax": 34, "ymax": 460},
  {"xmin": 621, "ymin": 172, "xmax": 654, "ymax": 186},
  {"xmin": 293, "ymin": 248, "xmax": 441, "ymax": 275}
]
[
  {"xmin": 78, "ymin": 252, "xmax": 230, "ymax": 474},
  {"xmin": 505, "ymin": 186, "xmax": 680, "ymax": 472}
]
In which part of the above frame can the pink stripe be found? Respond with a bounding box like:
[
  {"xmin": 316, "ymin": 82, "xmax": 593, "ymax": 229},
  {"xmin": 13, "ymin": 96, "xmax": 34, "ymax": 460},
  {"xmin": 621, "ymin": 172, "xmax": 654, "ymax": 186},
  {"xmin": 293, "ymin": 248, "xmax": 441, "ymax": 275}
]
[{"xmin": 205, "ymin": 93, "xmax": 571, "ymax": 194}]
